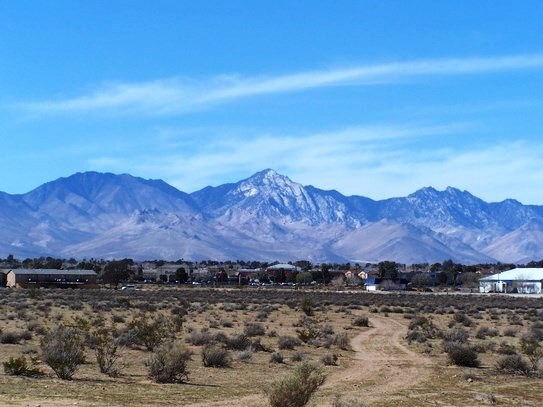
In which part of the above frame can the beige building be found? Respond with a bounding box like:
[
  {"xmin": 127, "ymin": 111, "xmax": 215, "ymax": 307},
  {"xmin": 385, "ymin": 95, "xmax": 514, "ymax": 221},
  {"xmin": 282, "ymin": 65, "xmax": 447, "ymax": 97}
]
[{"xmin": 6, "ymin": 269, "xmax": 98, "ymax": 288}]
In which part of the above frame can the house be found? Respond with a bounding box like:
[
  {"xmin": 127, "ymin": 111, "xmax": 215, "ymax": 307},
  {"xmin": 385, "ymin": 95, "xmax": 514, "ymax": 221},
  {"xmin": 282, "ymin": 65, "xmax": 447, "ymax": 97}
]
[
  {"xmin": 0, "ymin": 269, "xmax": 6, "ymax": 287},
  {"xmin": 479, "ymin": 268, "xmax": 543, "ymax": 294},
  {"xmin": 6, "ymin": 269, "xmax": 98, "ymax": 289},
  {"xmin": 365, "ymin": 277, "xmax": 407, "ymax": 291}
]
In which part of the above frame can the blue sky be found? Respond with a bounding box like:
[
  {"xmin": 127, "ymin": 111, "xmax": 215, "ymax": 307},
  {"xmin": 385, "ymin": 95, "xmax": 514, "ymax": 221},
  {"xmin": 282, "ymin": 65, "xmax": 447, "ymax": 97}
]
[{"xmin": 2, "ymin": 1, "xmax": 543, "ymax": 203}]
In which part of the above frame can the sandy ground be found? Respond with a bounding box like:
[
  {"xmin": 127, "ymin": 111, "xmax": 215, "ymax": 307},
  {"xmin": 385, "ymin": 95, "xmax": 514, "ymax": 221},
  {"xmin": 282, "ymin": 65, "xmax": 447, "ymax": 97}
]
[
  {"xmin": 184, "ymin": 315, "xmax": 435, "ymax": 407},
  {"xmin": 323, "ymin": 316, "xmax": 435, "ymax": 402}
]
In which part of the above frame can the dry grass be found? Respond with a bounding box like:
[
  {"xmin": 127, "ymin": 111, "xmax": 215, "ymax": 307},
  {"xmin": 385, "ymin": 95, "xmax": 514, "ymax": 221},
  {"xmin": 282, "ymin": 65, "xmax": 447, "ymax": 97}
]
[{"xmin": 1, "ymin": 287, "xmax": 543, "ymax": 406}]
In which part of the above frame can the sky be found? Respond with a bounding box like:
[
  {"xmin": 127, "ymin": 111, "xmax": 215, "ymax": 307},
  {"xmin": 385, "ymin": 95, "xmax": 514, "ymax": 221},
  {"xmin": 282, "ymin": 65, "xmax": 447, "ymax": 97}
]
[{"xmin": 2, "ymin": 1, "xmax": 543, "ymax": 203}]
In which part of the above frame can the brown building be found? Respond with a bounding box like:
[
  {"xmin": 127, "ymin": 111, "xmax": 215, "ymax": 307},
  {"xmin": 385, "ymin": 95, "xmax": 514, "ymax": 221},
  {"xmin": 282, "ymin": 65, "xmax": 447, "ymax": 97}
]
[{"xmin": 6, "ymin": 269, "xmax": 98, "ymax": 288}]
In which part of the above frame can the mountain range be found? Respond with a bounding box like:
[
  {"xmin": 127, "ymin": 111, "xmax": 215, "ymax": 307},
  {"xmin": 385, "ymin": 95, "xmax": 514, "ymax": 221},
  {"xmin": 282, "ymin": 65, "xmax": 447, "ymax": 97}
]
[{"xmin": 1, "ymin": 169, "xmax": 543, "ymax": 264}]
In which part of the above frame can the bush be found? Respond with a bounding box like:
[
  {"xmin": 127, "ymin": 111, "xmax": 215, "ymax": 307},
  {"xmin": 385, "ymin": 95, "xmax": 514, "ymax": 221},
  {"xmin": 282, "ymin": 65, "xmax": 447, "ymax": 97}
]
[
  {"xmin": 244, "ymin": 323, "xmax": 266, "ymax": 337},
  {"xmin": 496, "ymin": 354, "xmax": 530, "ymax": 375},
  {"xmin": 442, "ymin": 329, "xmax": 469, "ymax": 344},
  {"xmin": 129, "ymin": 314, "xmax": 173, "ymax": 351},
  {"xmin": 185, "ymin": 330, "xmax": 213, "ymax": 346},
  {"xmin": 453, "ymin": 312, "xmax": 473, "ymax": 327},
  {"xmin": 475, "ymin": 326, "xmax": 499, "ymax": 339},
  {"xmin": 520, "ymin": 333, "xmax": 543, "ymax": 372},
  {"xmin": 227, "ymin": 334, "xmax": 251, "ymax": 351},
  {"xmin": 3, "ymin": 355, "xmax": 42, "ymax": 377},
  {"xmin": 321, "ymin": 353, "xmax": 338, "ymax": 366},
  {"xmin": 92, "ymin": 328, "xmax": 128, "ymax": 377},
  {"xmin": 235, "ymin": 350, "xmax": 253, "ymax": 363},
  {"xmin": 265, "ymin": 362, "xmax": 326, "ymax": 407},
  {"xmin": 301, "ymin": 297, "xmax": 314, "ymax": 316},
  {"xmin": 41, "ymin": 326, "xmax": 86, "ymax": 380},
  {"xmin": 270, "ymin": 352, "xmax": 284, "ymax": 364},
  {"xmin": 503, "ymin": 327, "xmax": 517, "ymax": 337},
  {"xmin": 352, "ymin": 316, "xmax": 369, "ymax": 327},
  {"xmin": 0, "ymin": 331, "xmax": 20, "ymax": 344},
  {"xmin": 445, "ymin": 342, "xmax": 480, "ymax": 368},
  {"xmin": 332, "ymin": 395, "xmax": 366, "ymax": 407},
  {"xmin": 202, "ymin": 344, "xmax": 231, "ymax": 368},
  {"xmin": 147, "ymin": 342, "xmax": 192, "ymax": 383},
  {"xmin": 278, "ymin": 336, "xmax": 302, "ymax": 350},
  {"xmin": 333, "ymin": 333, "xmax": 350, "ymax": 350},
  {"xmin": 291, "ymin": 351, "xmax": 305, "ymax": 362}
]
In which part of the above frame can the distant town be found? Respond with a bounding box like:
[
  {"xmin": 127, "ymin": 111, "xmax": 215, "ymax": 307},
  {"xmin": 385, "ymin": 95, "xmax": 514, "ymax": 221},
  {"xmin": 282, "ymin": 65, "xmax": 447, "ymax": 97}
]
[{"xmin": 2, "ymin": 254, "xmax": 543, "ymax": 292}]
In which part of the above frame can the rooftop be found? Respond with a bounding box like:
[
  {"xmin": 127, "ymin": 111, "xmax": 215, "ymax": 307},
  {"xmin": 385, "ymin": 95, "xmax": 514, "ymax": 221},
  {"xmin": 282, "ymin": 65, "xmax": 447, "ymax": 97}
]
[
  {"xmin": 479, "ymin": 268, "xmax": 543, "ymax": 281},
  {"xmin": 7, "ymin": 269, "xmax": 97, "ymax": 276}
]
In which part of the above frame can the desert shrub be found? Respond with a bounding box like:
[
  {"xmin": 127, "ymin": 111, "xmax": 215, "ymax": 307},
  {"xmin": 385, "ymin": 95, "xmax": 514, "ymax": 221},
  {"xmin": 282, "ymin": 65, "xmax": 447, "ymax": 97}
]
[
  {"xmin": 503, "ymin": 327, "xmax": 517, "ymax": 337},
  {"xmin": 250, "ymin": 338, "xmax": 272, "ymax": 353},
  {"xmin": 301, "ymin": 297, "xmax": 314, "ymax": 316},
  {"xmin": 291, "ymin": 351, "xmax": 305, "ymax": 362},
  {"xmin": 212, "ymin": 331, "xmax": 228, "ymax": 344},
  {"xmin": 0, "ymin": 331, "xmax": 20, "ymax": 344},
  {"xmin": 496, "ymin": 354, "xmax": 530, "ymax": 375},
  {"xmin": 185, "ymin": 330, "xmax": 213, "ymax": 346},
  {"xmin": 442, "ymin": 328, "xmax": 469, "ymax": 344},
  {"xmin": 320, "ymin": 324, "xmax": 335, "ymax": 336},
  {"xmin": 445, "ymin": 342, "xmax": 480, "ymax": 368},
  {"xmin": 41, "ymin": 326, "xmax": 86, "ymax": 380},
  {"xmin": 270, "ymin": 351, "xmax": 284, "ymax": 364},
  {"xmin": 406, "ymin": 330, "xmax": 429, "ymax": 343},
  {"xmin": 333, "ymin": 333, "xmax": 350, "ymax": 350},
  {"xmin": 453, "ymin": 312, "xmax": 473, "ymax": 327},
  {"xmin": 352, "ymin": 316, "xmax": 369, "ymax": 327},
  {"xmin": 92, "ymin": 328, "xmax": 129, "ymax": 377},
  {"xmin": 296, "ymin": 318, "xmax": 321, "ymax": 343},
  {"xmin": 3, "ymin": 355, "xmax": 42, "ymax": 377},
  {"xmin": 227, "ymin": 334, "xmax": 251, "ymax": 350},
  {"xmin": 235, "ymin": 350, "xmax": 253, "ymax": 363},
  {"xmin": 112, "ymin": 314, "xmax": 125, "ymax": 324},
  {"xmin": 475, "ymin": 326, "xmax": 499, "ymax": 339},
  {"xmin": 278, "ymin": 336, "xmax": 302, "ymax": 350},
  {"xmin": 147, "ymin": 342, "xmax": 192, "ymax": 383},
  {"xmin": 19, "ymin": 330, "xmax": 33, "ymax": 341},
  {"xmin": 265, "ymin": 362, "xmax": 326, "ymax": 407},
  {"xmin": 202, "ymin": 344, "xmax": 231, "ymax": 368},
  {"xmin": 321, "ymin": 352, "xmax": 338, "ymax": 366},
  {"xmin": 406, "ymin": 316, "xmax": 440, "ymax": 343},
  {"xmin": 26, "ymin": 321, "xmax": 43, "ymax": 333},
  {"xmin": 129, "ymin": 314, "xmax": 173, "ymax": 351},
  {"xmin": 222, "ymin": 319, "xmax": 234, "ymax": 328},
  {"xmin": 244, "ymin": 323, "xmax": 266, "ymax": 337},
  {"xmin": 520, "ymin": 333, "xmax": 543, "ymax": 372},
  {"xmin": 332, "ymin": 395, "xmax": 366, "ymax": 407},
  {"xmin": 529, "ymin": 321, "xmax": 543, "ymax": 341},
  {"xmin": 496, "ymin": 341, "xmax": 517, "ymax": 355}
]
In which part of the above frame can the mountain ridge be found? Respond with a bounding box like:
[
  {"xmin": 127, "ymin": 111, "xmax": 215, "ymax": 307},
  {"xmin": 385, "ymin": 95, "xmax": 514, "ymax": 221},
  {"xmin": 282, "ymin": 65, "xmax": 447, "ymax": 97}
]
[{"xmin": 1, "ymin": 170, "xmax": 542, "ymax": 264}]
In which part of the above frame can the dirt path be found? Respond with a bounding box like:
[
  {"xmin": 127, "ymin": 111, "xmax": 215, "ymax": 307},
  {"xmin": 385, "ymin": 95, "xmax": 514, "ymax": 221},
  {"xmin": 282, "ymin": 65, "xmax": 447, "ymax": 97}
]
[
  {"xmin": 184, "ymin": 316, "xmax": 434, "ymax": 407},
  {"xmin": 324, "ymin": 315, "xmax": 435, "ymax": 400}
]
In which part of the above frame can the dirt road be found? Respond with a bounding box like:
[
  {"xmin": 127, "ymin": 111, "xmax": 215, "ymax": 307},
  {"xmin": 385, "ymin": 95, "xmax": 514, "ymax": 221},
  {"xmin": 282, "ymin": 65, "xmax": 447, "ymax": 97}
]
[{"xmin": 324, "ymin": 315, "xmax": 435, "ymax": 401}]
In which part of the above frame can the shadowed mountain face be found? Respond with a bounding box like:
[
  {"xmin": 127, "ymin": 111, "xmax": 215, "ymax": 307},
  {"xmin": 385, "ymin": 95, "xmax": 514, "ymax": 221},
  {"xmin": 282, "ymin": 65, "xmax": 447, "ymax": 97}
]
[{"xmin": 1, "ymin": 169, "xmax": 542, "ymax": 263}]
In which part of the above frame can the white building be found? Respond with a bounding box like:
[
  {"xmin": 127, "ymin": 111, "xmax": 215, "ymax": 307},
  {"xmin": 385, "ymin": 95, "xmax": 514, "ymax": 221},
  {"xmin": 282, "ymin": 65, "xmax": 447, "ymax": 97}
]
[{"xmin": 479, "ymin": 268, "xmax": 543, "ymax": 294}]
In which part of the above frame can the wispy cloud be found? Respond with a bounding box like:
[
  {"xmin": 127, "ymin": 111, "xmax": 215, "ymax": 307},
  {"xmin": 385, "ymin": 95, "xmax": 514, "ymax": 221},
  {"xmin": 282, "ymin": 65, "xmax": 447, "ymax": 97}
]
[
  {"xmin": 20, "ymin": 54, "xmax": 543, "ymax": 116},
  {"xmin": 86, "ymin": 122, "xmax": 543, "ymax": 204}
]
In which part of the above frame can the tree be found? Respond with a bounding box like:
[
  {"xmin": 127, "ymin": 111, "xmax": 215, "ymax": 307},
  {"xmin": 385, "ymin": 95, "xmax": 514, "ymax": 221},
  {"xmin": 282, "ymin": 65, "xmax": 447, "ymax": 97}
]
[
  {"xmin": 296, "ymin": 272, "xmax": 313, "ymax": 285},
  {"xmin": 102, "ymin": 260, "xmax": 130, "ymax": 287},
  {"xmin": 175, "ymin": 267, "xmax": 188, "ymax": 283},
  {"xmin": 378, "ymin": 261, "xmax": 399, "ymax": 280},
  {"xmin": 274, "ymin": 269, "xmax": 286, "ymax": 284},
  {"xmin": 320, "ymin": 264, "xmax": 331, "ymax": 284},
  {"xmin": 411, "ymin": 273, "xmax": 433, "ymax": 288}
]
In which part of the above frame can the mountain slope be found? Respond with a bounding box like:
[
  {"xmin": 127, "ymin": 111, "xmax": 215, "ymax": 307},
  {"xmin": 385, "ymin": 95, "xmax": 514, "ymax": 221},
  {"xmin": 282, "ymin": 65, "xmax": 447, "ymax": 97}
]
[{"xmin": 1, "ymin": 169, "xmax": 542, "ymax": 263}]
